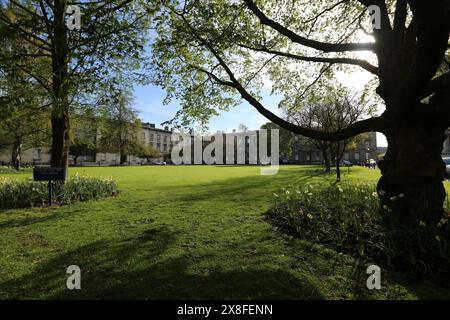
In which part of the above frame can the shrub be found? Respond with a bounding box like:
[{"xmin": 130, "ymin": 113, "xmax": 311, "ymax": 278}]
[
  {"xmin": 0, "ymin": 178, "xmax": 48, "ymax": 208},
  {"xmin": 0, "ymin": 174, "xmax": 119, "ymax": 209},
  {"xmin": 266, "ymin": 182, "xmax": 450, "ymax": 275},
  {"xmin": 267, "ymin": 182, "xmax": 384, "ymax": 257}
]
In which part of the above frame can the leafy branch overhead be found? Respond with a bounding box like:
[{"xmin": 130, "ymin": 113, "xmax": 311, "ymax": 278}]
[{"xmin": 151, "ymin": 0, "xmax": 450, "ymax": 140}]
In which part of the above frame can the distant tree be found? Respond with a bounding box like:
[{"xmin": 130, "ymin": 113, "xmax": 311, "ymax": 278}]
[
  {"xmin": 289, "ymin": 87, "xmax": 374, "ymax": 181},
  {"xmin": 260, "ymin": 122, "xmax": 294, "ymax": 161},
  {"xmin": 0, "ymin": 0, "xmax": 152, "ymax": 170},
  {"xmin": 69, "ymin": 137, "xmax": 96, "ymax": 166},
  {"xmin": 0, "ymin": 28, "xmax": 50, "ymax": 170},
  {"xmin": 136, "ymin": 144, "xmax": 161, "ymax": 162},
  {"xmin": 237, "ymin": 123, "xmax": 248, "ymax": 132},
  {"xmin": 98, "ymin": 88, "xmax": 142, "ymax": 165}
]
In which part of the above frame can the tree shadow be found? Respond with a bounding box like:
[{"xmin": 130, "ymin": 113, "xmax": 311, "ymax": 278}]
[
  {"xmin": 0, "ymin": 225, "xmax": 325, "ymax": 299},
  {"xmin": 0, "ymin": 206, "xmax": 93, "ymax": 230},
  {"xmin": 169, "ymin": 167, "xmax": 327, "ymax": 203}
]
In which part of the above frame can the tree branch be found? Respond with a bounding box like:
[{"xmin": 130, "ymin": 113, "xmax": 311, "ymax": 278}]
[
  {"xmin": 239, "ymin": 44, "xmax": 379, "ymax": 74},
  {"xmin": 192, "ymin": 42, "xmax": 384, "ymax": 141},
  {"xmin": 421, "ymin": 72, "xmax": 450, "ymax": 99},
  {"xmin": 243, "ymin": 0, "xmax": 375, "ymax": 53},
  {"xmin": 394, "ymin": 0, "xmax": 408, "ymax": 33}
]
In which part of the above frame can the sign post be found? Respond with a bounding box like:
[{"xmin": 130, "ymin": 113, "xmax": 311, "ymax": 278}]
[{"xmin": 33, "ymin": 167, "xmax": 66, "ymax": 206}]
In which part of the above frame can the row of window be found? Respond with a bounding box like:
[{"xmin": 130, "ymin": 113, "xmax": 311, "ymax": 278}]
[
  {"xmin": 141, "ymin": 132, "xmax": 171, "ymax": 143},
  {"xmin": 293, "ymin": 152, "xmax": 367, "ymax": 161},
  {"xmin": 98, "ymin": 144, "xmax": 171, "ymax": 161}
]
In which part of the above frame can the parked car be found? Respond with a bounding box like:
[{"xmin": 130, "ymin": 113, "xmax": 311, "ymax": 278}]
[
  {"xmin": 341, "ymin": 160, "xmax": 353, "ymax": 167},
  {"xmin": 443, "ymin": 157, "xmax": 450, "ymax": 179},
  {"xmin": 151, "ymin": 160, "xmax": 167, "ymax": 165}
]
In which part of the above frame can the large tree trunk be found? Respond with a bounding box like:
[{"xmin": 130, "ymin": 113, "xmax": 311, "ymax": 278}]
[
  {"xmin": 335, "ymin": 153, "xmax": 341, "ymax": 182},
  {"xmin": 322, "ymin": 150, "xmax": 331, "ymax": 172},
  {"xmin": 119, "ymin": 141, "xmax": 126, "ymax": 165},
  {"xmin": 50, "ymin": 0, "xmax": 70, "ymax": 173},
  {"xmin": 50, "ymin": 113, "xmax": 70, "ymax": 168},
  {"xmin": 11, "ymin": 136, "xmax": 22, "ymax": 171},
  {"xmin": 120, "ymin": 153, "xmax": 127, "ymax": 165},
  {"xmin": 376, "ymin": 119, "xmax": 449, "ymax": 272}
]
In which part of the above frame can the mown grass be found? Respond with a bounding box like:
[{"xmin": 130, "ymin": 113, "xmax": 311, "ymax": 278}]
[{"xmin": 0, "ymin": 165, "xmax": 449, "ymax": 299}]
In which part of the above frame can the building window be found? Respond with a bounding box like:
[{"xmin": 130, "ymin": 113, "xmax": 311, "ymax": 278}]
[
  {"xmin": 157, "ymin": 143, "xmax": 161, "ymax": 150},
  {"xmin": 163, "ymin": 135, "xmax": 167, "ymax": 143},
  {"xmin": 306, "ymin": 154, "xmax": 310, "ymax": 161},
  {"xmin": 141, "ymin": 132, "xmax": 146, "ymax": 140},
  {"xmin": 344, "ymin": 153, "xmax": 349, "ymax": 160},
  {"xmin": 150, "ymin": 134, "xmax": 154, "ymax": 141},
  {"xmin": 163, "ymin": 144, "xmax": 167, "ymax": 152},
  {"xmin": 112, "ymin": 154, "xmax": 117, "ymax": 161},
  {"xmin": 156, "ymin": 134, "xmax": 161, "ymax": 142},
  {"xmin": 295, "ymin": 154, "xmax": 299, "ymax": 161},
  {"xmin": 101, "ymin": 153, "xmax": 106, "ymax": 161},
  {"xmin": 354, "ymin": 152, "xmax": 360, "ymax": 160}
]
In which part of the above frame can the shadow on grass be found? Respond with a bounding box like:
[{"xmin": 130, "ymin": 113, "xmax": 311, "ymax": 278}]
[
  {"xmin": 3, "ymin": 166, "xmax": 446, "ymax": 299},
  {"xmin": 0, "ymin": 225, "xmax": 325, "ymax": 299},
  {"xmin": 0, "ymin": 211, "xmax": 62, "ymax": 229},
  {"xmin": 170, "ymin": 167, "xmax": 328, "ymax": 203}
]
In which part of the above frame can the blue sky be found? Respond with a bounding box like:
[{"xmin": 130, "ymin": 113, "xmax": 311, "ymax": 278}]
[{"xmin": 133, "ymin": 84, "xmax": 283, "ymax": 133}]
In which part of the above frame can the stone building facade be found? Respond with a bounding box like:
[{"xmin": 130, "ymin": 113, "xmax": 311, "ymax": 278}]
[
  {"xmin": 283, "ymin": 132, "xmax": 379, "ymax": 165},
  {"xmin": 0, "ymin": 122, "xmax": 173, "ymax": 166},
  {"xmin": 94, "ymin": 122, "xmax": 174, "ymax": 165},
  {"xmin": 1, "ymin": 127, "xmax": 449, "ymax": 166}
]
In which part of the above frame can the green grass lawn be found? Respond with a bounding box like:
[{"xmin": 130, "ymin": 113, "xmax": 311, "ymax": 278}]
[{"xmin": 0, "ymin": 165, "xmax": 449, "ymax": 299}]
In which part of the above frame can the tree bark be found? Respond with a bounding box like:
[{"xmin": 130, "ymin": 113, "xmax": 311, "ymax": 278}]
[
  {"xmin": 50, "ymin": 0, "xmax": 70, "ymax": 173},
  {"xmin": 322, "ymin": 149, "xmax": 331, "ymax": 172},
  {"xmin": 376, "ymin": 117, "xmax": 448, "ymax": 269},
  {"xmin": 120, "ymin": 154, "xmax": 127, "ymax": 165},
  {"xmin": 11, "ymin": 136, "xmax": 22, "ymax": 171},
  {"xmin": 335, "ymin": 142, "xmax": 341, "ymax": 182}
]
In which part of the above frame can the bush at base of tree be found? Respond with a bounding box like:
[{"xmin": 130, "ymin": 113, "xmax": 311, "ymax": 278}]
[
  {"xmin": 0, "ymin": 174, "xmax": 119, "ymax": 209},
  {"xmin": 266, "ymin": 182, "xmax": 450, "ymax": 278}
]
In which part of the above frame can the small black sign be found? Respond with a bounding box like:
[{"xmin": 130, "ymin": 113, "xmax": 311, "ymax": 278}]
[{"xmin": 33, "ymin": 166, "xmax": 66, "ymax": 181}]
